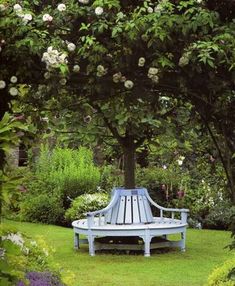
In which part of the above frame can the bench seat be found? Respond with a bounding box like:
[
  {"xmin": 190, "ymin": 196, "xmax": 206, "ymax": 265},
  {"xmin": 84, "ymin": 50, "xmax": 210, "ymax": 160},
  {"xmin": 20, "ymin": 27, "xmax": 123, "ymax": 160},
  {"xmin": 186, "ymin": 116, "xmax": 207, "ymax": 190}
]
[{"xmin": 72, "ymin": 188, "xmax": 189, "ymax": 256}]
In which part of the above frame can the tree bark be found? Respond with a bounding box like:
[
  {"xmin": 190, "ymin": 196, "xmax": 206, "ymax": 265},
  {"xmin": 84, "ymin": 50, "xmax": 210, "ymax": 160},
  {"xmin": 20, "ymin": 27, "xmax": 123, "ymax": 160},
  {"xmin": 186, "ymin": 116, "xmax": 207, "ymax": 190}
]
[{"xmin": 123, "ymin": 136, "xmax": 136, "ymax": 189}]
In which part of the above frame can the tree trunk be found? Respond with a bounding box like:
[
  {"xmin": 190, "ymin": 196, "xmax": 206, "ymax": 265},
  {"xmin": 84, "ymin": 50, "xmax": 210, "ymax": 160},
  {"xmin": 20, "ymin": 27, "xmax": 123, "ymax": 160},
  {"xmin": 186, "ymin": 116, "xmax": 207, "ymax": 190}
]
[{"xmin": 123, "ymin": 137, "xmax": 136, "ymax": 189}]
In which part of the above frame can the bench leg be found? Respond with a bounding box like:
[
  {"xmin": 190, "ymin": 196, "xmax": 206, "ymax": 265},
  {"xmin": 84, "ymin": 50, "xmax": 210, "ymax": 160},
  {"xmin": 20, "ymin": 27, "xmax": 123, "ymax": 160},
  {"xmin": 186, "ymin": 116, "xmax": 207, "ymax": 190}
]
[
  {"xmin": 74, "ymin": 233, "xmax": 79, "ymax": 249},
  {"xmin": 88, "ymin": 235, "xmax": 95, "ymax": 256},
  {"xmin": 142, "ymin": 230, "xmax": 152, "ymax": 257},
  {"xmin": 180, "ymin": 231, "xmax": 186, "ymax": 252}
]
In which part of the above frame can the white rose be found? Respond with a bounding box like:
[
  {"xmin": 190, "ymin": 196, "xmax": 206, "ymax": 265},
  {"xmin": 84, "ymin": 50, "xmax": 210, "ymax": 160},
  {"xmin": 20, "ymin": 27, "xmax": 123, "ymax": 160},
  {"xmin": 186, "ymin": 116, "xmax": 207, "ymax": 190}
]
[
  {"xmin": 67, "ymin": 42, "xmax": 76, "ymax": 52},
  {"xmin": 23, "ymin": 14, "xmax": 32, "ymax": 21},
  {"xmin": 57, "ymin": 4, "xmax": 66, "ymax": 11},
  {"xmin": 60, "ymin": 78, "xmax": 67, "ymax": 85},
  {"xmin": 73, "ymin": 65, "xmax": 80, "ymax": 72},
  {"xmin": 10, "ymin": 76, "xmax": 18, "ymax": 83},
  {"xmin": 9, "ymin": 87, "xmax": 18, "ymax": 96},
  {"xmin": 197, "ymin": 0, "xmax": 202, "ymax": 3},
  {"xmin": 151, "ymin": 75, "xmax": 159, "ymax": 83},
  {"xmin": 13, "ymin": 4, "xmax": 22, "ymax": 12},
  {"xmin": 124, "ymin": 80, "xmax": 134, "ymax": 89},
  {"xmin": 42, "ymin": 14, "xmax": 53, "ymax": 22},
  {"xmin": 138, "ymin": 57, "xmax": 145, "ymax": 67},
  {"xmin": 0, "ymin": 4, "xmax": 6, "ymax": 11},
  {"xmin": 148, "ymin": 67, "xmax": 159, "ymax": 76},
  {"xmin": 95, "ymin": 7, "xmax": 103, "ymax": 16},
  {"xmin": 113, "ymin": 73, "xmax": 121, "ymax": 83},
  {"xmin": 147, "ymin": 7, "xmax": 153, "ymax": 13},
  {"xmin": 0, "ymin": 80, "xmax": 6, "ymax": 89},
  {"xmin": 177, "ymin": 160, "xmax": 183, "ymax": 166}
]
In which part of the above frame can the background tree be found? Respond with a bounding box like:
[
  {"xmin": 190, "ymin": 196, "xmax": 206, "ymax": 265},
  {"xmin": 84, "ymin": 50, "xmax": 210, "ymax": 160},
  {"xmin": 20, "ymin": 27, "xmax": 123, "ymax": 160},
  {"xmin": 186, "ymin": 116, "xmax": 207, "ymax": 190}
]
[{"xmin": 0, "ymin": 0, "xmax": 234, "ymax": 195}]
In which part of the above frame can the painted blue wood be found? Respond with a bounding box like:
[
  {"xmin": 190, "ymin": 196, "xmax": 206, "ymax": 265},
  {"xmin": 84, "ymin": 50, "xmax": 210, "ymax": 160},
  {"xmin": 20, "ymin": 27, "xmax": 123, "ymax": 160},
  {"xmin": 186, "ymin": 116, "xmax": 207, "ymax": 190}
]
[{"xmin": 72, "ymin": 187, "xmax": 189, "ymax": 257}]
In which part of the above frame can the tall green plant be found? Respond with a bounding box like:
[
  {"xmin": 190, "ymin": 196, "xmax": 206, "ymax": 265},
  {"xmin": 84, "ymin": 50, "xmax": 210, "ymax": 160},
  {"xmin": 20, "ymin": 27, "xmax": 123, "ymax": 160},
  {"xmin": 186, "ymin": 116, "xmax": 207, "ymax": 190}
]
[{"xmin": 35, "ymin": 145, "xmax": 101, "ymax": 201}]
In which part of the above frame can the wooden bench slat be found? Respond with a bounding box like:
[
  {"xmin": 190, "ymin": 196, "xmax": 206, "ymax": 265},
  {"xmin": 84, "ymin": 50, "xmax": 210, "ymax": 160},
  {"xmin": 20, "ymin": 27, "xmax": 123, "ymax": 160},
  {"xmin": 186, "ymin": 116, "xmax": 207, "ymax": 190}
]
[
  {"xmin": 138, "ymin": 196, "xmax": 147, "ymax": 223},
  {"xmin": 116, "ymin": 196, "xmax": 126, "ymax": 224},
  {"xmin": 125, "ymin": 195, "xmax": 132, "ymax": 224},
  {"xmin": 132, "ymin": 195, "xmax": 140, "ymax": 223},
  {"xmin": 143, "ymin": 196, "xmax": 153, "ymax": 223}
]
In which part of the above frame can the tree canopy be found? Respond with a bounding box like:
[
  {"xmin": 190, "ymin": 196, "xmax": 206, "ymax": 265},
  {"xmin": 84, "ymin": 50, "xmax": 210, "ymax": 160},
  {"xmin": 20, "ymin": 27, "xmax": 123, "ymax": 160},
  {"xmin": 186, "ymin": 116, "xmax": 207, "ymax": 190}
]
[{"xmin": 0, "ymin": 0, "xmax": 234, "ymax": 194}]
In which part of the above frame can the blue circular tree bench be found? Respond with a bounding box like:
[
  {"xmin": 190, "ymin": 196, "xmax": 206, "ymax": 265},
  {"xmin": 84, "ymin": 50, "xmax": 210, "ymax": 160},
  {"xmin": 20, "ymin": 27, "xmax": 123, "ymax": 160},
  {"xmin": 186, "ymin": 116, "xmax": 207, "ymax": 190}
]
[{"xmin": 72, "ymin": 188, "xmax": 189, "ymax": 256}]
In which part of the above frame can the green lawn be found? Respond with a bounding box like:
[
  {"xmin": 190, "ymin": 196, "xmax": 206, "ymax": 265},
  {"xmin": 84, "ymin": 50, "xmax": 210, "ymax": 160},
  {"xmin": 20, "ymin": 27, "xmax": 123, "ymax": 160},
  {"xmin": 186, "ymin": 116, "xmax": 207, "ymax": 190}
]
[{"xmin": 4, "ymin": 220, "xmax": 233, "ymax": 286}]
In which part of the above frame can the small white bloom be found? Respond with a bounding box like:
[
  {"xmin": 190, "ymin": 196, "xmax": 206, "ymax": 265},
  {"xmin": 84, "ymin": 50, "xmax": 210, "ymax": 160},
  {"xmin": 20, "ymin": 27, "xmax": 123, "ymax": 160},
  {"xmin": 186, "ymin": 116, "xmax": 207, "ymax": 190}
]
[
  {"xmin": 42, "ymin": 14, "xmax": 53, "ymax": 22},
  {"xmin": 113, "ymin": 72, "xmax": 121, "ymax": 83},
  {"xmin": 10, "ymin": 76, "xmax": 18, "ymax": 83},
  {"xmin": 59, "ymin": 78, "xmax": 67, "ymax": 85},
  {"xmin": 147, "ymin": 7, "xmax": 153, "ymax": 13},
  {"xmin": 151, "ymin": 75, "xmax": 159, "ymax": 83},
  {"xmin": 95, "ymin": 7, "xmax": 103, "ymax": 16},
  {"xmin": 148, "ymin": 67, "xmax": 159, "ymax": 76},
  {"xmin": 154, "ymin": 4, "xmax": 162, "ymax": 13},
  {"xmin": 73, "ymin": 65, "xmax": 80, "ymax": 72},
  {"xmin": 67, "ymin": 42, "xmax": 76, "ymax": 52},
  {"xmin": 138, "ymin": 57, "xmax": 145, "ymax": 67},
  {"xmin": 197, "ymin": 0, "xmax": 202, "ymax": 3},
  {"xmin": 57, "ymin": 3, "xmax": 66, "ymax": 12},
  {"xmin": 124, "ymin": 80, "xmax": 134, "ymax": 89},
  {"xmin": 78, "ymin": 0, "xmax": 89, "ymax": 3},
  {"xmin": 0, "ymin": 80, "xmax": 6, "ymax": 89},
  {"xmin": 13, "ymin": 4, "xmax": 22, "ymax": 12},
  {"xmin": 9, "ymin": 87, "xmax": 18, "ymax": 96},
  {"xmin": 0, "ymin": 4, "xmax": 6, "ymax": 11},
  {"xmin": 23, "ymin": 13, "xmax": 32, "ymax": 23},
  {"xmin": 177, "ymin": 160, "xmax": 183, "ymax": 166},
  {"xmin": 2, "ymin": 233, "xmax": 24, "ymax": 248}
]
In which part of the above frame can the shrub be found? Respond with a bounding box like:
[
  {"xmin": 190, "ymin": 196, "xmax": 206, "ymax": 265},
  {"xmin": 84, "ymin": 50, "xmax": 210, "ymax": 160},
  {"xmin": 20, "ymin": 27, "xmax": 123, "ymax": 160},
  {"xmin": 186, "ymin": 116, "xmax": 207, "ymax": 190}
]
[
  {"xmin": 0, "ymin": 226, "xmax": 72, "ymax": 286},
  {"xmin": 203, "ymin": 203, "xmax": 235, "ymax": 230},
  {"xmin": 136, "ymin": 166, "xmax": 190, "ymax": 206},
  {"xmin": 65, "ymin": 193, "xmax": 109, "ymax": 222},
  {"xmin": 20, "ymin": 194, "xmax": 64, "ymax": 224},
  {"xmin": 35, "ymin": 145, "xmax": 101, "ymax": 203},
  {"xmin": 206, "ymin": 258, "xmax": 235, "ymax": 286}
]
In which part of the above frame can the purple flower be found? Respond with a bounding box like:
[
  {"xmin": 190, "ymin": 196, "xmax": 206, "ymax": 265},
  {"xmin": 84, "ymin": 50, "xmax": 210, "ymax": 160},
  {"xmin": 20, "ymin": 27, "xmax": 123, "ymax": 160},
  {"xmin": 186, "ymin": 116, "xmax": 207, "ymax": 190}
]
[{"xmin": 17, "ymin": 271, "xmax": 64, "ymax": 286}]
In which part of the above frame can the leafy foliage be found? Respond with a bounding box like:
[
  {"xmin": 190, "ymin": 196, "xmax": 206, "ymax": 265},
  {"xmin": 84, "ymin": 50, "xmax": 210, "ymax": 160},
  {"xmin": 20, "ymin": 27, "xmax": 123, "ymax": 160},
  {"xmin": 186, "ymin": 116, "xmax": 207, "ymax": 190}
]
[
  {"xmin": 206, "ymin": 258, "xmax": 235, "ymax": 286},
  {"xmin": 65, "ymin": 193, "xmax": 109, "ymax": 222}
]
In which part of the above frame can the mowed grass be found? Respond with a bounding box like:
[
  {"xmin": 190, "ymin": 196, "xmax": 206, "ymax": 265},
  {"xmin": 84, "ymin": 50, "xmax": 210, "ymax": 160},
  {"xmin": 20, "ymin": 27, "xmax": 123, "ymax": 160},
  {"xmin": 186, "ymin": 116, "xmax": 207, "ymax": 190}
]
[{"xmin": 4, "ymin": 220, "xmax": 233, "ymax": 286}]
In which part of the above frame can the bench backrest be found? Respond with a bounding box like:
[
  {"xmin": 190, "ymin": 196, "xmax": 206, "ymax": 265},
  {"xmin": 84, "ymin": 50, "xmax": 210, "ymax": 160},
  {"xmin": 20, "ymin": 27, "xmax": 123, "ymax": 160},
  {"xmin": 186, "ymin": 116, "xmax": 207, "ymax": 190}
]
[{"xmin": 105, "ymin": 188, "xmax": 154, "ymax": 224}]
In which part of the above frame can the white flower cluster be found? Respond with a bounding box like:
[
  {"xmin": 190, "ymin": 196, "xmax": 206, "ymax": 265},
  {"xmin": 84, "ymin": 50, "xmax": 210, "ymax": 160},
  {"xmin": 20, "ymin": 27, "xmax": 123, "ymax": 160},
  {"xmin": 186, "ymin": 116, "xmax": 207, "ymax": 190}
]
[
  {"xmin": 0, "ymin": 76, "xmax": 19, "ymax": 95},
  {"xmin": 2, "ymin": 233, "xmax": 24, "ymax": 249},
  {"xmin": 138, "ymin": 57, "xmax": 145, "ymax": 67},
  {"xmin": 96, "ymin": 65, "xmax": 107, "ymax": 77},
  {"xmin": 124, "ymin": 80, "xmax": 134, "ymax": 89},
  {"xmin": 57, "ymin": 3, "xmax": 66, "ymax": 12},
  {"xmin": 148, "ymin": 67, "xmax": 159, "ymax": 83},
  {"xmin": 177, "ymin": 156, "xmax": 185, "ymax": 166},
  {"xmin": 43, "ymin": 13, "xmax": 53, "ymax": 22},
  {"xmin": 95, "ymin": 7, "xmax": 103, "ymax": 16},
  {"xmin": 147, "ymin": 7, "xmax": 153, "ymax": 13},
  {"xmin": 13, "ymin": 4, "xmax": 32, "ymax": 24},
  {"xmin": 112, "ymin": 72, "xmax": 126, "ymax": 83},
  {"xmin": 42, "ymin": 46, "xmax": 68, "ymax": 70}
]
